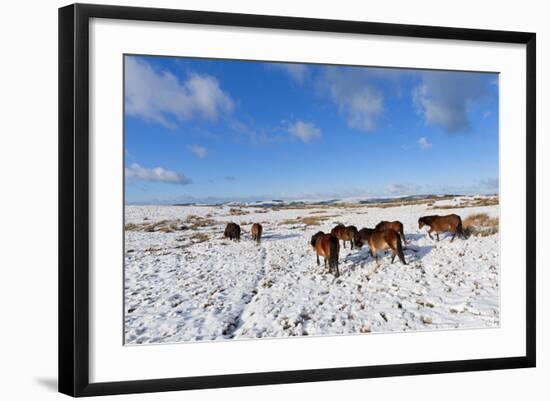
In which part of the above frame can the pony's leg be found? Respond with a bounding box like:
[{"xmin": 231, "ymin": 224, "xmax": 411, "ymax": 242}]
[
  {"xmin": 427, "ymin": 229, "xmax": 433, "ymax": 240},
  {"xmin": 451, "ymin": 232, "xmax": 456, "ymax": 242},
  {"xmin": 436, "ymin": 233, "xmax": 440, "ymax": 241},
  {"xmin": 317, "ymin": 255, "xmax": 320, "ymax": 266},
  {"xmin": 391, "ymin": 251, "xmax": 396, "ymax": 264},
  {"xmin": 343, "ymin": 240, "xmax": 346, "ymax": 249}
]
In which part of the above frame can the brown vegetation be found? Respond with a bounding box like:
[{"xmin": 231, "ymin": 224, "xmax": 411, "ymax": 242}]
[
  {"xmin": 189, "ymin": 232, "xmax": 209, "ymax": 243},
  {"xmin": 279, "ymin": 215, "xmax": 338, "ymax": 228},
  {"xmin": 463, "ymin": 213, "xmax": 499, "ymax": 237},
  {"xmin": 124, "ymin": 215, "xmax": 219, "ymax": 233},
  {"xmin": 185, "ymin": 214, "xmax": 218, "ymax": 229},
  {"xmin": 229, "ymin": 207, "xmax": 249, "ymax": 216}
]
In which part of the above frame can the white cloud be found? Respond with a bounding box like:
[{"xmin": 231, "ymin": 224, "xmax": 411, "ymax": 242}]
[
  {"xmin": 270, "ymin": 63, "xmax": 308, "ymax": 84},
  {"xmin": 187, "ymin": 145, "xmax": 207, "ymax": 158},
  {"xmin": 417, "ymin": 136, "xmax": 432, "ymax": 150},
  {"xmin": 288, "ymin": 121, "xmax": 321, "ymax": 143},
  {"xmin": 321, "ymin": 68, "xmax": 383, "ymax": 132},
  {"xmin": 413, "ymin": 72, "xmax": 486, "ymax": 133},
  {"xmin": 125, "ymin": 163, "xmax": 192, "ymax": 185},
  {"xmin": 224, "ymin": 176, "xmax": 237, "ymax": 182},
  {"xmin": 125, "ymin": 57, "xmax": 234, "ymax": 127}
]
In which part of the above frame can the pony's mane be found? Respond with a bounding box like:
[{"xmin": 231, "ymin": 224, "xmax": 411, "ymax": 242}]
[
  {"xmin": 310, "ymin": 231, "xmax": 324, "ymax": 247},
  {"xmin": 419, "ymin": 215, "xmax": 437, "ymax": 224}
]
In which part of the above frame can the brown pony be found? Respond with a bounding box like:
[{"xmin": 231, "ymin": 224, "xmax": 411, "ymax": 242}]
[
  {"xmin": 418, "ymin": 214, "xmax": 464, "ymax": 242},
  {"xmin": 354, "ymin": 228, "xmax": 407, "ymax": 265},
  {"xmin": 331, "ymin": 224, "xmax": 359, "ymax": 249},
  {"xmin": 224, "ymin": 222, "xmax": 241, "ymax": 241},
  {"xmin": 251, "ymin": 223, "xmax": 263, "ymax": 244},
  {"xmin": 375, "ymin": 220, "xmax": 407, "ymax": 245},
  {"xmin": 310, "ymin": 231, "xmax": 340, "ymax": 277}
]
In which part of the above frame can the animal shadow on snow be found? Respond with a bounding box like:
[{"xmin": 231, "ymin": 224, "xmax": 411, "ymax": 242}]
[
  {"xmin": 404, "ymin": 233, "xmax": 426, "ymax": 242},
  {"xmin": 343, "ymin": 244, "xmax": 435, "ymax": 265},
  {"xmin": 408, "ymin": 232, "xmax": 462, "ymax": 242},
  {"xmin": 262, "ymin": 232, "xmax": 302, "ymax": 241},
  {"xmin": 405, "ymin": 244, "xmax": 435, "ymax": 260}
]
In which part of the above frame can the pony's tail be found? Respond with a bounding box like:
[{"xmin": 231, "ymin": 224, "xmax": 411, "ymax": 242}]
[
  {"xmin": 457, "ymin": 217, "xmax": 465, "ymax": 239},
  {"xmin": 396, "ymin": 235, "xmax": 407, "ymax": 265},
  {"xmin": 329, "ymin": 237, "xmax": 339, "ymax": 277}
]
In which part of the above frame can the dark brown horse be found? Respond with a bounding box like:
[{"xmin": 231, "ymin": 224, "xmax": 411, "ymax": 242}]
[
  {"xmin": 354, "ymin": 228, "xmax": 406, "ymax": 265},
  {"xmin": 310, "ymin": 231, "xmax": 340, "ymax": 277},
  {"xmin": 375, "ymin": 220, "xmax": 407, "ymax": 245},
  {"xmin": 418, "ymin": 214, "xmax": 464, "ymax": 242},
  {"xmin": 251, "ymin": 223, "xmax": 263, "ymax": 244},
  {"xmin": 331, "ymin": 224, "xmax": 359, "ymax": 249},
  {"xmin": 224, "ymin": 222, "xmax": 241, "ymax": 241}
]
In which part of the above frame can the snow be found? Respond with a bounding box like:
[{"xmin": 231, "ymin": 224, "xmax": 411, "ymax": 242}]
[{"xmin": 124, "ymin": 195, "xmax": 500, "ymax": 344}]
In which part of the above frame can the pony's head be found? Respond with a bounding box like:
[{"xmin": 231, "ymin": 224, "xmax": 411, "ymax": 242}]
[{"xmin": 418, "ymin": 217, "xmax": 426, "ymax": 229}]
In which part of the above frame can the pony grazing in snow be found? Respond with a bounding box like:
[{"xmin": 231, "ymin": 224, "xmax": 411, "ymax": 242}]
[
  {"xmin": 375, "ymin": 220, "xmax": 407, "ymax": 245},
  {"xmin": 354, "ymin": 227, "xmax": 407, "ymax": 266},
  {"xmin": 310, "ymin": 231, "xmax": 340, "ymax": 277},
  {"xmin": 418, "ymin": 214, "xmax": 464, "ymax": 242},
  {"xmin": 224, "ymin": 222, "xmax": 241, "ymax": 241},
  {"xmin": 330, "ymin": 224, "xmax": 359, "ymax": 249},
  {"xmin": 251, "ymin": 223, "xmax": 263, "ymax": 244}
]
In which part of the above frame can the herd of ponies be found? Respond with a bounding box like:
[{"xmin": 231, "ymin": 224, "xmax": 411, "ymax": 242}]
[{"xmin": 224, "ymin": 213, "xmax": 465, "ymax": 278}]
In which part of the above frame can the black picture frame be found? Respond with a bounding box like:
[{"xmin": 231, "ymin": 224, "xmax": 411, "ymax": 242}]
[{"xmin": 59, "ymin": 3, "xmax": 536, "ymax": 397}]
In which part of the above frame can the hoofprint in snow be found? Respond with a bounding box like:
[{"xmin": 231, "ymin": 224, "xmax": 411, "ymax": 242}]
[{"xmin": 124, "ymin": 195, "xmax": 499, "ymax": 344}]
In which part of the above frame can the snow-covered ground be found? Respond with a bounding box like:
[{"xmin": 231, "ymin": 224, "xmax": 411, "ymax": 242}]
[{"xmin": 124, "ymin": 195, "xmax": 499, "ymax": 344}]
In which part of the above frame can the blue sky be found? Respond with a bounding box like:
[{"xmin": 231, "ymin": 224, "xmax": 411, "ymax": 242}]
[{"xmin": 124, "ymin": 55, "xmax": 499, "ymax": 204}]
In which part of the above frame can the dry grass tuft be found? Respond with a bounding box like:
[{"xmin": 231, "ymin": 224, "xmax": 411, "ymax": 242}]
[
  {"xmin": 463, "ymin": 213, "xmax": 499, "ymax": 237},
  {"xmin": 185, "ymin": 215, "xmax": 218, "ymax": 229},
  {"xmin": 279, "ymin": 215, "xmax": 338, "ymax": 228},
  {"xmin": 229, "ymin": 207, "xmax": 249, "ymax": 216},
  {"xmin": 124, "ymin": 223, "xmax": 141, "ymax": 231},
  {"xmin": 125, "ymin": 219, "xmax": 185, "ymax": 232},
  {"xmin": 125, "ymin": 215, "xmax": 219, "ymax": 233},
  {"xmin": 189, "ymin": 232, "xmax": 209, "ymax": 243}
]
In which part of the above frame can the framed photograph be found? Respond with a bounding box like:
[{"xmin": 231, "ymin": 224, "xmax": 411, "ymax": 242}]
[{"xmin": 59, "ymin": 3, "xmax": 536, "ymax": 397}]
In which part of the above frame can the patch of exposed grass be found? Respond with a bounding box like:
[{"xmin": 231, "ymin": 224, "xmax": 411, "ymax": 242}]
[
  {"xmin": 189, "ymin": 232, "xmax": 209, "ymax": 243},
  {"xmin": 185, "ymin": 215, "xmax": 218, "ymax": 229},
  {"xmin": 124, "ymin": 223, "xmax": 142, "ymax": 231},
  {"xmin": 229, "ymin": 207, "xmax": 249, "ymax": 216},
  {"xmin": 279, "ymin": 215, "xmax": 338, "ymax": 228},
  {"xmin": 463, "ymin": 213, "xmax": 499, "ymax": 237},
  {"xmin": 125, "ymin": 215, "xmax": 219, "ymax": 232}
]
